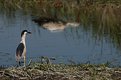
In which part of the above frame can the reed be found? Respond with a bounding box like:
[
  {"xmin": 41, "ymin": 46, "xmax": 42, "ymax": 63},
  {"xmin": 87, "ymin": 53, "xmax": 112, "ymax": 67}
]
[{"xmin": 0, "ymin": 0, "xmax": 121, "ymax": 49}]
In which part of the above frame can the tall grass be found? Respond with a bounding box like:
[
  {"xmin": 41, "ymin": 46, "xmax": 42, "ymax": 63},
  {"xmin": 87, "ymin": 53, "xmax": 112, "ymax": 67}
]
[{"xmin": 0, "ymin": 0, "xmax": 121, "ymax": 49}]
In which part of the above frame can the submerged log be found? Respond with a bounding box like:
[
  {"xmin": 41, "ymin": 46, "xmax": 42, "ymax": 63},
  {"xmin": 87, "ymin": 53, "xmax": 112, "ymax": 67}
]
[
  {"xmin": 32, "ymin": 17, "xmax": 80, "ymax": 31},
  {"xmin": 32, "ymin": 17, "xmax": 66, "ymax": 26}
]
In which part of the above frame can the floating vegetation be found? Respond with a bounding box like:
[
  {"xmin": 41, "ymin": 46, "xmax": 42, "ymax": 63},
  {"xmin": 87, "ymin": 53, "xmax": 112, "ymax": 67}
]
[{"xmin": 0, "ymin": 62, "xmax": 121, "ymax": 80}]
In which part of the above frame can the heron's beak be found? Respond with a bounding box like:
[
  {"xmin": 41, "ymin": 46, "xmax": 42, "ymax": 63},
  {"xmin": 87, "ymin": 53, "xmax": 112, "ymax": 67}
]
[{"xmin": 27, "ymin": 32, "xmax": 31, "ymax": 34}]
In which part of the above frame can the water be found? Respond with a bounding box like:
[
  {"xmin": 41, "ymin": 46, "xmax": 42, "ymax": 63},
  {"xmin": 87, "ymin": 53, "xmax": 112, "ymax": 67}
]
[{"xmin": 0, "ymin": 10, "xmax": 121, "ymax": 66}]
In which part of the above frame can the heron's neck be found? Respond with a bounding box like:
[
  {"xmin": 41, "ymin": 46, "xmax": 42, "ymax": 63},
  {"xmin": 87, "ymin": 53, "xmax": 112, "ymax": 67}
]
[{"xmin": 20, "ymin": 35, "xmax": 26, "ymax": 45}]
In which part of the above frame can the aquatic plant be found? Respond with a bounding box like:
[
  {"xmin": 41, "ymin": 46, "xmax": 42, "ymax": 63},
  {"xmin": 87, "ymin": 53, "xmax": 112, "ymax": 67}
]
[{"xmin": 0, "ymin": 0, "xmax": 121, "ymax": 51}]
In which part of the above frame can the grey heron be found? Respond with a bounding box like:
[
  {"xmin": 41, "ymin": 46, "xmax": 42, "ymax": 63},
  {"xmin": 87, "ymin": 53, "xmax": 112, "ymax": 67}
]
[{"xmin": 16, "ymin": 30, "xmax": 31, "ymax": 66}]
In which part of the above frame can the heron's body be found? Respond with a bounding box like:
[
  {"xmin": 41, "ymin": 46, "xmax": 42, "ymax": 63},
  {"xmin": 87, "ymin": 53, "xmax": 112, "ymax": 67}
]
[
  {"xmin": 16, "ymin": 43, "xmax": 24, "ymax": 61},
  {"xmin": 16, "ymin": 30, "xmax": 31, "ymax": 66}
]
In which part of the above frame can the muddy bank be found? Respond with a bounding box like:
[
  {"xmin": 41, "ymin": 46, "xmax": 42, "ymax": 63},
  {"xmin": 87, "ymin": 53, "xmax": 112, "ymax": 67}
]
[{"xmin": 0, "ymin": 63, "xmax": 121, "ymax": 80}]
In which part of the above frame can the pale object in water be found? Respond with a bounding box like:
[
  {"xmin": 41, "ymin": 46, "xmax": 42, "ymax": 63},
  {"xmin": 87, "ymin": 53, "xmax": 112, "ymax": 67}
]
[
  {"xmin": 32, "ymin": 17, "xmax": 80, "ymax": 32},
  {"xmin": 42, "ymin": 22, "xmax": 80, "ymax": 32}
]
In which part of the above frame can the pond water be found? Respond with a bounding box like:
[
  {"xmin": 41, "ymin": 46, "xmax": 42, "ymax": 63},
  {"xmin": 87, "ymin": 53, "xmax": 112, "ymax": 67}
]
[{"xmin": 0, "ymin": 10, "xmax": 121, "ymax": 67}]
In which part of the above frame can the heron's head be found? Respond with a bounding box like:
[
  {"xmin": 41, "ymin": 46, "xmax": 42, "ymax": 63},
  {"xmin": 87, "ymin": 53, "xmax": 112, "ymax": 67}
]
[{"xmin": 21, "ymin": 30, "xmax": 31, "ymax": 37}]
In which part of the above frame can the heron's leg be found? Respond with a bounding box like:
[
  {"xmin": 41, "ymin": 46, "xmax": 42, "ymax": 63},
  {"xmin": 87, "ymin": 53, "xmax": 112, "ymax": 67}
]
[
  {"xmin": 16, "ymin": 56, "xmax": 21, "ymax": 66},
  {"xmin": 16, "ymin": 60, "xmax": 20, "ymax": 66},
  {"xmin": 24, "ymin": 55, "xmax": 26, "ymax": 67},
  {"xmin": 19, "ymin": 61, "xmax": 21, "ymax": 66}
]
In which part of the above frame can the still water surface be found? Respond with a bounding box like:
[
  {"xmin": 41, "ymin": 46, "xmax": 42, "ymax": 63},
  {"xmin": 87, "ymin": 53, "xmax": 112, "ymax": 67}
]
[{"xmin": 0, "ymin": 11, "xmax": 121, "ymax": 66}]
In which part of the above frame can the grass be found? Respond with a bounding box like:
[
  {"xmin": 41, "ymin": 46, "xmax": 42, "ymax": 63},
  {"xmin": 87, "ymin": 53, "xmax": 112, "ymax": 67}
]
[
  {"xmin": 0, "ymin": 1, "xmax": 121, "ymax": 79},
  {"xmin": 0, "ymin": 62, "xmax": 121, "ymax": 80},
  {"xmin": 0, "ymin": 0, "xmax": 120, "ymax": 57}
]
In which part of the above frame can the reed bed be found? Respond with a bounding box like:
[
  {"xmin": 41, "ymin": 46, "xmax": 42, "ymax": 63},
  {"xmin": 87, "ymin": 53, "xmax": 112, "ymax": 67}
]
[{"xmin": 0, "ymin": 0, "xmax": 121, "ymax": 49}]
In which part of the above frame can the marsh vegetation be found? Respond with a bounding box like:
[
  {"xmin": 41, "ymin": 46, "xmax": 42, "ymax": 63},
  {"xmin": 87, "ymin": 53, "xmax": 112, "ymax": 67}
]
[
  {"xmin": 0, "ymin": 0, "xmax": 121, "ymax": 79},
  {"xmin": 0, "ymin": 62, "xmax": 121, "ymax": 80},
  {"xmin": 0, "ymin": 0, "xmax": 121, "ymax": 49}
]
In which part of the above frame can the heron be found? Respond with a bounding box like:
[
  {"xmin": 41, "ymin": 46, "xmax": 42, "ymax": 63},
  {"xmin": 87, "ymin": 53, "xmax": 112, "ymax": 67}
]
[{"xmin": 16, "ymin": 30, "xmax": 31, "ymax": 66}]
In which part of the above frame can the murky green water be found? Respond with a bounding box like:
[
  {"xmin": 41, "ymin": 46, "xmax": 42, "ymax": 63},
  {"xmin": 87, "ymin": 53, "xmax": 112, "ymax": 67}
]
[{"xmin": 0, "ymin": 6, "xmax": 121, "ymax": 67}]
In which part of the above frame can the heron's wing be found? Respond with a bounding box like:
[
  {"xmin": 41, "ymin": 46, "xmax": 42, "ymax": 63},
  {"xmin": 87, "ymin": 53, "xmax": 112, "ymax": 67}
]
[{"xmin": 16, "ymin": 43, "xmax": 24, "ymax": 57}]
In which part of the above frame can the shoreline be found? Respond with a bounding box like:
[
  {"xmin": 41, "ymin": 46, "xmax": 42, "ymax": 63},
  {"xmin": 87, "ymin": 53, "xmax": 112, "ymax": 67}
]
[{"xmin": 0, "ymin": 62, "xmax": 121, "ymax": 80}]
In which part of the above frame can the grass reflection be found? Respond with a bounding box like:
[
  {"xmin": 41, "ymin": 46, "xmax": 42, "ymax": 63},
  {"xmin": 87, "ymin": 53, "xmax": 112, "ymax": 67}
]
[{"xmin": 0, "ymin": 0, "xmax": 121, "ymax": 50}]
